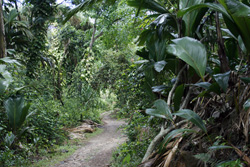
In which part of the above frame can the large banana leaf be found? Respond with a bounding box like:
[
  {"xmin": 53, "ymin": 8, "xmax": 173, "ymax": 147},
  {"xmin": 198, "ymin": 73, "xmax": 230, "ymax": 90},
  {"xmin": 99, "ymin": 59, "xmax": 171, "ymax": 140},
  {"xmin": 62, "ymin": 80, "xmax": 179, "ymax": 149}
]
[
  {"xmin": 174, "ymin": 109, "xmax": 207, "ymax": 133},
  {"xmin": 167, "ymin": 37, "xmax": 207, "ymax": 79},
  {"xmin": 4, "ymin": 96, "xmax": 31, "ymax": 133}
]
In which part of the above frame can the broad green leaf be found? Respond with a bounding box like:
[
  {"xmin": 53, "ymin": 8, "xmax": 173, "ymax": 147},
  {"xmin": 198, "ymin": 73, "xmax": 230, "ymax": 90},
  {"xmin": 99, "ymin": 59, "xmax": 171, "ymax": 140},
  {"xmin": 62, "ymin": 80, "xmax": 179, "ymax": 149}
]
[
  {"xmin": 4, "ymin": 96, "xmax": 31, "ymax": 133},
  {"xmin": 208, "ymin": 145, "xmax": 232, "ymax": 150},
  {"xmin": 178, "ymin": 2, "xmax": 240, "ymax": 39},
  {"xmin": 178, "ymin": 3, "xmax": 231, "ymax": 20},
  {"xmin": 238, "ymin": 36, "xmax": 247, "ymax": 54},
  {"xmin": 160, "ymin": 129, "xmax": 196, "ymax": 151},
  {"xmin": 137, "ymin": 30, "xmax": 153, "ymax": 46},
  {"xmin": 174, "ymin": 109, "xmax": 207, "ymax": 133},
  {"xmin": 173, "ymin": 84, "xmax": 184, "ymax": 111},
  {"xmin": 122, "ymin": 154, "xmax": 131, "ymax": 164},
  {"xmin": 5, "ymin": 9, "xmax": 18, "ymax": 25},
  {"xmin": 151, "ymin": 13, "xmax": 178, "ymax": 36},
  {"xmin": 240, "ymin": 77, "xmax": 250, "ymax": 84},
  {"xmin": 243, "ymin": 99, "xmax": 250, "ymax": 110},
  {"xmin": 127, "ymin": 0, "xmax": 168, "ymax": 14},
  {"xmin": 219, "ymin": 0, "xmax": 250, "ymax": 53},
  {"xmin": 4, "ymin": 132, "xmax": 16, "ymax": 148},
  {"xmin": 194, "ymin": 82, "xmax": 212, "ymax": 89},
  {"xmin": 0, "ymin": 57, "xmax": 21, "ymax": 66},
  {"xmin": 0, "ymin": 67, "xmax": 13, "ymax": 95},
  {"xmin": 213, "ymin": 71, "xmax": 231, "ymax": 93},
  {"xmin": 179, "ymin": 0, "xmax": 208, "ymax": 37},
  {"xmin": 154, "ymin": 61, "xmax": 167, "ymax": 72},
  {"xmin": 134, "ymin": 60, "xmax": 149, "ymax": 64},
  {"xmin": 147, "ymin": 36, "xmax": 166, "ymax": 61},
  {"xmin": 167, "ymin": 37, "xmax": 207, "ymax": 78},
  {"xmin": 146, "ymin": 99, "xmax": 173, "ymax": 121}
]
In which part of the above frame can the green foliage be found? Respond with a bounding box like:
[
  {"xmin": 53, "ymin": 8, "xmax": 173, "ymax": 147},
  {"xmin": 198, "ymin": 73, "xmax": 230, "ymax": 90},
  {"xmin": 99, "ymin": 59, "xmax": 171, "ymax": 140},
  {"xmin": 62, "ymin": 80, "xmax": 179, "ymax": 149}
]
[
  {"xmin": 167, "ymin": 37, "xmax": 207, "ymax": 79},
  {"xmin": 174, "ymin": 109, "xmax": 207, "ymax": 133},
  {"xmin": 4, "ymin": 96, "xmax": 31, "ymax": 134},
  {"xmin": 213, "ymin": 71, "xmax": 231, "ymax": 92},
  {"xmin": 243, "ymin": 99, "xmax": 250, "ymax": 110},
  {"xmin": 111, "ymin": 112, "xmax": 158, "ymax": 167},
  {"xmin": 160, "ymin": 129, "xmax": 196, "ymax": 151},
  {"xmin": 173, "ymin": 84, "xmax": 184, "ymax": 111},
  {"xmin": 146, "ymin": 99, "xmax": 173, "ymax": 121},
  {"xmin": 216, "ymin": 159, "xmax": 243, "ymax": 167},
  {"xmin": 3, "ymin": 132, "xmax": 16, "ymax": 148}
]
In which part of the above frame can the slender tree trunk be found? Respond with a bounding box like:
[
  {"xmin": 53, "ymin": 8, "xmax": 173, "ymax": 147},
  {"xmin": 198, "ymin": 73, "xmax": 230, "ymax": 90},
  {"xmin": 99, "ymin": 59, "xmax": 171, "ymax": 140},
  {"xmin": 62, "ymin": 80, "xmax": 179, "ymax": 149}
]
[
  {"xmin": 89, "ymin": 20, "xmax": 97, "ymax": 53},
  {"xmin": 88, "ymin": 19, "xmax": 103, "ymax": 57},
  {"xmin": 0, "ymin": 1, "xmax": 6, "ymax": 58},
  {"xmin": 14, "ymin": 0, "xmax": 21, "ymax": 21},
  {"xmin": 215, "ymin": 12, "xmax": 230, "ymax": 72}
]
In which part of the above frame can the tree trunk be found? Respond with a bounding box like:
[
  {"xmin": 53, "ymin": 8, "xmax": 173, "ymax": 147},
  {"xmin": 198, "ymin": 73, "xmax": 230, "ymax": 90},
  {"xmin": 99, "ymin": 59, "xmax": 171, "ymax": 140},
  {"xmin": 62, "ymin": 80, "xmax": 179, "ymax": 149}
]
[
  {"xmin": 215, "ymin": 12, "xmax": 230, "ymax": 73},
  {"xmin": 0, "ymin": 1, "xmax": 6, "ymax": 58},
  {"xmin": 88, "ymin": 19, "xmax": 103, "ymax": 57}
]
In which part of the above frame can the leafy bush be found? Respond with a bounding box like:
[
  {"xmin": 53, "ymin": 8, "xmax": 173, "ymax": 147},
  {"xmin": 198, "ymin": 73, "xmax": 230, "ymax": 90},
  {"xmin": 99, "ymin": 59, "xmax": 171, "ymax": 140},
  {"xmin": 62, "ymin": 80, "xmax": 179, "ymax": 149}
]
[{"xmin": 111, "ymin": 111, "xmax": 159, "ymax": 167}]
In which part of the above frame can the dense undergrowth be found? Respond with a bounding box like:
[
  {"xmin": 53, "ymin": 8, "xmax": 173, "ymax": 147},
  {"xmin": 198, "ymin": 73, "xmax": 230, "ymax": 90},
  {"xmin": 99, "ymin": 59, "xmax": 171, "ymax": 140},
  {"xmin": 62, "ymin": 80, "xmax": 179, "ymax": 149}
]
[{"xmin": 1, "ymin": 0, "xmax": 250, "ymax": 167}]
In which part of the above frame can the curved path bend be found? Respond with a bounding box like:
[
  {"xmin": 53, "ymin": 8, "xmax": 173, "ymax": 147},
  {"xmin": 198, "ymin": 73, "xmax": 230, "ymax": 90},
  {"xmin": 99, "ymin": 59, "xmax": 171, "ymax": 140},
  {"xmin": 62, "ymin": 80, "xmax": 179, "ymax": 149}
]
[{"xmin": 55, "ymin": 113, "xmax": 126, "ymax": 167}]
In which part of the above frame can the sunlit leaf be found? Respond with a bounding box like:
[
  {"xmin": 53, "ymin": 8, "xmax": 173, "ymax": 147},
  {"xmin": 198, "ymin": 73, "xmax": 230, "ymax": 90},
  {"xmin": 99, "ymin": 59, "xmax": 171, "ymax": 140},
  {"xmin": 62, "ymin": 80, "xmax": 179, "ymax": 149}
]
[
  {"xmin": 167, "ymin": 37, "xmax": 207, "ymax": 78},
  {"xmin": 154, "ymin": 60, "xmax": 167, "ymax": 72},
  {"xmin": 0, "ymin": 57, "xmax": 21, "ymax": 66},
  {"xmin": 152, "ymin": 85, "xmax": 168, "ymax": 92}
]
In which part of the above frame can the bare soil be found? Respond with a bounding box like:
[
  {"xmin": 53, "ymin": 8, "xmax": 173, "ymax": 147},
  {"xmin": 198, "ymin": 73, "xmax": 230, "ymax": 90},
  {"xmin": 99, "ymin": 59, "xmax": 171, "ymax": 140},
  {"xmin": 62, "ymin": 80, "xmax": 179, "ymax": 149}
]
[{"xmin": 55, "ymin": 112, "xmax": 126, "ymax": 167}]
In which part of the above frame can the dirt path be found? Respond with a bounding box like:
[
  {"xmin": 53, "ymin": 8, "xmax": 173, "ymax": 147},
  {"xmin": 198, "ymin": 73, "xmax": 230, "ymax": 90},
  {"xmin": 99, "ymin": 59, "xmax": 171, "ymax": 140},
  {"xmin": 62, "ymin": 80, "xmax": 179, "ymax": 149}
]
[{"xmin": 55, "ymin": 112, "xmax": 126, "ymax": 167}]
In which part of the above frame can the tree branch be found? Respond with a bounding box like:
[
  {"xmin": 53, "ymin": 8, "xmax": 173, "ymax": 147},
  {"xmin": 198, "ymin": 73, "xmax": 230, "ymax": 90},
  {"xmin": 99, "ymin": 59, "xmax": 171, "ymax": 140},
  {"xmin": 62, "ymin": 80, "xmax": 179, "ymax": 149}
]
[
  {"xmin": 167, "ymin": 65, "xmax": 187, "ymax": 106},
  {"xmin": 141, "ymin": 120, "xmax": 186, "ymax": 162}
]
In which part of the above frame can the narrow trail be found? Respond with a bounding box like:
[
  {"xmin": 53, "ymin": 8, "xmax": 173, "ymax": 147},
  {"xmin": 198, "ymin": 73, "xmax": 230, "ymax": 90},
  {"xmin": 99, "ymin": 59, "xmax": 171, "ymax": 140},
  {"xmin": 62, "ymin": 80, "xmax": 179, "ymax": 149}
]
[{"xmin": 55, "ymin": 112, "xmax": 126, "ymax": 167}]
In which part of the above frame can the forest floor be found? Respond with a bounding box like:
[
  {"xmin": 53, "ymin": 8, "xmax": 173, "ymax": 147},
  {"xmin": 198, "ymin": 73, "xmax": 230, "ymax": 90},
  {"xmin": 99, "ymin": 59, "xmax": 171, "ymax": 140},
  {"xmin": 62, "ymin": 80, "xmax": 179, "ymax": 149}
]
[{"xmin": 54, "ymin": 112, "xmax": 126, "ymax": 167}]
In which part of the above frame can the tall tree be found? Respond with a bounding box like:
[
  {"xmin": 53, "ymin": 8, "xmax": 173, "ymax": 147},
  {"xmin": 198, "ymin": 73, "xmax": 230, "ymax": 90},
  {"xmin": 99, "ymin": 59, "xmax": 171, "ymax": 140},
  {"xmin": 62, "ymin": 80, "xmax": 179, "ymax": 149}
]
[
  {"xmin": 25, "ymin": 0, "xmax": 56, "ymax": 78},
  {"xmin": 0, "ymin": 1, "xmax": 6, "ymax": 58}
]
